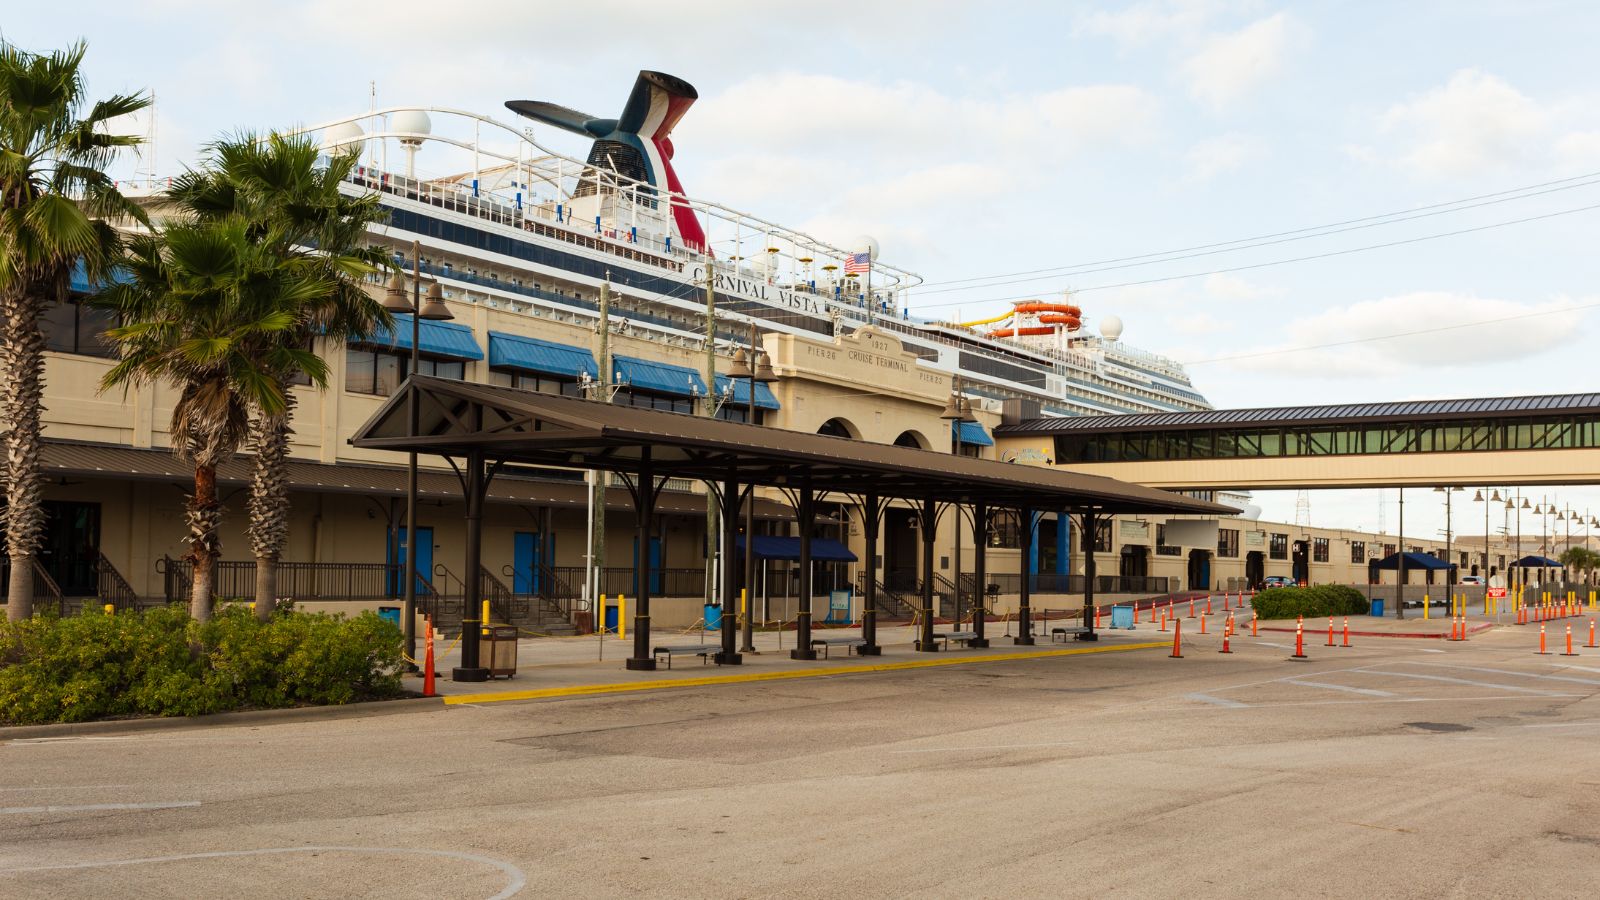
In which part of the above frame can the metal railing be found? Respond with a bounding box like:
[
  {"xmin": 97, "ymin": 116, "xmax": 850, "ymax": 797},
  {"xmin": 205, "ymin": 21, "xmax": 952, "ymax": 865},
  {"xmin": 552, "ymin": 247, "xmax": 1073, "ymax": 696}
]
[
  {"xmin": 1, "ymin": 558, "xmax": 65, "ymax": 614},
  {"xmin": 479, "ymin": 566, "xmax": 529, "ymax": 624},
  {"xmin": 969, "ymin": 573, "xmax": 1175, "ymax": 595},
  {"xmin": 553, "ymin": 566, "xmax": 710, "ymax": 598},
  {"xmin": 95, "ymin": 553, "xmax": 142, "ymax": 610},
  {"xmin": 158, "ymin": 556, "xmax": 446, "ymax": 605}
]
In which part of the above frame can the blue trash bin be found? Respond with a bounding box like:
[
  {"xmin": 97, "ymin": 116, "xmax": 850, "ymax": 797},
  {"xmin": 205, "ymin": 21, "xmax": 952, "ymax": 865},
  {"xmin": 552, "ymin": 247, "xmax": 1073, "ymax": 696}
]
[
  {"xmin": 704, "ymin": 603, "xmax": 722, "ymax": 631},
  {"xmin": 377, "ymin": 606, "xmax": 401, "ymax": 629},
  {"xmin": 604, "ymin": 603, "xmax": 619, "ymax": 634},
  {"xmin": 1370, "ymin": 598, "xmax": 1385, "ymax": 617},
  {"xmin": 1110, "ymin": 605, "xmax": 1135, "ymax": 629}
]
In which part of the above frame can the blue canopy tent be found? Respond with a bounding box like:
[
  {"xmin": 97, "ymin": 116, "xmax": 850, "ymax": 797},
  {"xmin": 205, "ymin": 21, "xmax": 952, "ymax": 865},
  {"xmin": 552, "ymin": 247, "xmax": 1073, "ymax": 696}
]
[
  {"xmin": 1368, "ymin": 551, "xmax": 1455, "ymax": 589},
  {"xmin": 1513, "ymin": 555, "xmax": 1562, "ymax": 568},
  {"xmin": 733, "ymin": 536, "xmax": 858, "ymax": 625},
  {"xmin": 734, "ymin": 536, "xmax": 857, "ymax": 561}
]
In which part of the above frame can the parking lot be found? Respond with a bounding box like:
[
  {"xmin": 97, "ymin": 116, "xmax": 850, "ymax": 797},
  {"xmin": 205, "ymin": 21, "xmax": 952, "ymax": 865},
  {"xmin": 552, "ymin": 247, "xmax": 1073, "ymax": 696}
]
[{"xmin": 3, "ymin": 621, "xmax": 1598, "ymax": 898}]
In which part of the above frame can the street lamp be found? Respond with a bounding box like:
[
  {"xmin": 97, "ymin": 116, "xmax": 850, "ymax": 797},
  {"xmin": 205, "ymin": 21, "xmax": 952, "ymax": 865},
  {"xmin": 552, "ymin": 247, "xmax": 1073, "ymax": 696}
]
[
  {"xmin": 941, "ymin": 379, "xmax": 978, "ymax": 625},
  {"xmin": 1435, "ymin": 487, "xmax": 1462, "ymax": 594},
  {"xmin": 382, "ymin": 238, "xmax": 455, "ymax": 670},
  {"xmin": 727, "ymin": 337, "xmax": 776, "ymax": 655}
]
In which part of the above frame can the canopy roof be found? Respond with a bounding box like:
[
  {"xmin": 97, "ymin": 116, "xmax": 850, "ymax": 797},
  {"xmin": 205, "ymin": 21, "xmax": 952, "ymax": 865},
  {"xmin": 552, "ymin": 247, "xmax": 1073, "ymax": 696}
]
[
  {"xmin": 350, "ymin": 376, "xmax": 1236, "ymax": 514},
  {"xmin": 1513, "ymin": 554, "xmax": 1563, "ymax": 568},
  {"xmin": 1368, "ymin": 551, "xmax": 1454, "ymax": 571},
  {"xmin": 735, "ymin": 535, "xmax": 857, "ymax": 562}
]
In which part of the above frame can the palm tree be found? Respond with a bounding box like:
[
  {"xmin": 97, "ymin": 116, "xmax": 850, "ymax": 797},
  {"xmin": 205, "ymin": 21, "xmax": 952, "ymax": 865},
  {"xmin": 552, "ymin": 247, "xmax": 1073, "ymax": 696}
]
[
  {"xmin": 0, "ymin": 41, "xmax": 147, "ymax": 620},
  {"xmin": 97, "ymin": 218, "xmax": 330, "ymax": 621},
  {"xmin": 165, "ymin": 134, "xmax": 390, "ymax": 619}
]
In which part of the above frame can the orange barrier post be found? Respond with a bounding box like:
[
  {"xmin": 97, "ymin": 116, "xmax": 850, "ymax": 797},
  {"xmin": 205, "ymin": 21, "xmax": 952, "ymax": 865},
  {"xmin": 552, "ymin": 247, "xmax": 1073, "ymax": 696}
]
[
  {"xmin": 1537, "ymin": 623, "xmax": 1550, "ymax": 656},
  {"xmin": 1562, "ymin": 623, "xmax": 1578, "ymax": 657},
  {"xmin": 1589, "ymin": 619, "xmax": 1597, "ymax": 649},
  {"xmin": 1326, "ymin": 616, "xmax": 1335, "ymax": 647},
  {"xmin": 1170, "ymin": 619, "xmax": 1184, "ymax": 658},
  {"xmin": 1095, "ymin": 607, "xmax": 1102, "ymax": 629},
  {"xmin": 1342, "ymin": 616, "xmax": 1351, "ymax": 648},
  {"xmin": 1189, "ymin": 598, "xmax": 1196, "ymax": 619},
  {"xmin": 1291, "ymin": 619, "xmax": 1308, "ymax": 660},
  {"xmin": 1159, "ymin": 608, "xmax": 1168, "ymax": 632},
  {"xmin": 1206, "ymin": 595, "xmax": 1214, "ymax": 615},
  {"xmin": 1251, "ymin": 609, "xmax": 1259, "ymax": 637},
  {"xmin": 1199, "ymin": 614, "xmax": 1208, "ymax": 635},
  {"xmin": 422, "ymin": 614, "xmax": 436, "ymax": 698},
  {"xmin": 1219, "ymin": 631, "xmax": 1233, "ymax": 654},
  {"xmin": 1226, "ymin": 611, "xmax": 1235, "ymax": 637}
]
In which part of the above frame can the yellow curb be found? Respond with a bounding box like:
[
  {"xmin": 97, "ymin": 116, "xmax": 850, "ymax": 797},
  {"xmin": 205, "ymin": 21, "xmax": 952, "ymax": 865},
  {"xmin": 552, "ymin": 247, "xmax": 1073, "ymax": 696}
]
[{"xmin": 443, "ymin": 640, "xmax": 1170, "ymax": 705}]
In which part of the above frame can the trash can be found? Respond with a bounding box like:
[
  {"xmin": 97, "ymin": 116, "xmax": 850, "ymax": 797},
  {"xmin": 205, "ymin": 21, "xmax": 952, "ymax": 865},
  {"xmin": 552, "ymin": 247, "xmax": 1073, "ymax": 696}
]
[
  {"xmin": 483, "ymin": 625, "xmax": 519, "ymax": 679},
  {"xmin": 1110, "ymin": 605, "xmax": 1136, "ymax": 629},
  {"xmin": 1370, "ymin": 598, "xmax": 1385, "ymax": 617},
  {"xmin": 704, "ymin": 603, "xmax": 722, "ymax": 631},
  {"xmin": 604, "ymin": 603, "xmax": 619, "ymax": 634},
  {"xmin": 377, "ymin": 606, "xmax": 401, "ymax": 630}
]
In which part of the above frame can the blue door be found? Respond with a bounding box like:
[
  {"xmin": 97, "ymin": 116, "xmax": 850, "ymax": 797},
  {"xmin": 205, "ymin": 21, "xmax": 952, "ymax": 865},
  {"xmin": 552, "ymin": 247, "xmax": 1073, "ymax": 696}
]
[
  {"xmin": 389, "ymin": 526, "xmax": 434, "ymax": 596},
  {"xmin": 632, "ymin": 537, "xmax": 663, "ymax": 595},
  {"xmin": 513, "ymin": 531, "xmax": 542, "ymax": 593}
]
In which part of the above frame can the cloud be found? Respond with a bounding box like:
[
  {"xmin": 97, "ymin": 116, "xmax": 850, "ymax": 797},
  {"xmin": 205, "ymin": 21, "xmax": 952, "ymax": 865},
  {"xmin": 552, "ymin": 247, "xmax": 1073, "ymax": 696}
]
[
  {"xmin": 1182, "ymin": 13, "xmax": 1298, "ymax": 108},
  {"xmin": 1379, "ymin": 69, "xmax": 1553, "ymax": 177},
  {"xmin": 1077, "ymin": 0, "xmax": 1226, "ymax": 46},
  {"xmin": 1203, "ymin": 272, "xmax": 1276, "ymax": 302},
  {"xmin": 1184, "ymin": 132, "xmax": 1267, "ymax": 180},
  {"xmin": 1219, "ymin": 292, "xmax": 1591, "ymax": 377}
]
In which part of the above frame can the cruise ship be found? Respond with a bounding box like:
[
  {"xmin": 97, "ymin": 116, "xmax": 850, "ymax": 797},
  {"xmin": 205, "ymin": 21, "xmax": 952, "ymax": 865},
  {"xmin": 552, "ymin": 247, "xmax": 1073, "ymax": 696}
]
[{"xmin": 304, "ymin": 70, "xmax": 1212, "ymax": 420}]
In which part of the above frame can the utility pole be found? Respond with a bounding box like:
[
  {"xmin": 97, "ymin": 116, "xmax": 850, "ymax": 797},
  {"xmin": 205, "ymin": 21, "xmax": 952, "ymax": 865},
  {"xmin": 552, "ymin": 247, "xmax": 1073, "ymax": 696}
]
[
  {"xmin": 589, "ymin": 275, "xmax": 613, "ymax": 623},
  {"xmin": 1396, "ymin": 487, "xmax": 1405, "ymax": 619},
  {"xmin": 703, "ymin": 266, "xmax": 720, "ymax": 612}
]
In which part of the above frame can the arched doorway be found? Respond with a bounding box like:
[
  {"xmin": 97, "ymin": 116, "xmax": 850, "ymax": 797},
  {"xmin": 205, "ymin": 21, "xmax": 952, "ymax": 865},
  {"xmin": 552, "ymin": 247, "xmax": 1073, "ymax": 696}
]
[
  {"xmin": 1245, "ymin": 551, "xmax": 1265, "ymax": 589},
  {"xmin": 893, "ymin": 430, "xmax": 929, "ymax": 450},
  {"xmin": 817, "ymin": 418, "xmax": 858, "ymax": 439},
  {"xmin": 1291, "ymin": 540, "xmax": 1309, "ymax": 584},
  {"xmin": 1187, "ymin": 549, "xmax": 1211, "ymax": 592}
]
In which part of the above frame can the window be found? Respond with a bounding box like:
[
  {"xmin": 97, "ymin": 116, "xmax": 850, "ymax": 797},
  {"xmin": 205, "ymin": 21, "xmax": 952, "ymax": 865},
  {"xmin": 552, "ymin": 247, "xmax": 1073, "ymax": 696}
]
[
  {"xmin": 1351, "ymin": 541, "xmax": 1366, "ymax": 563},
  {"xmin": 614, "ymin": 389, "xmax": 694, "ymax": 414},
  {"xmin": 1497, "ymin": 554, "xmax": 1505, "ymax": 569},
  {"xmin": 1269, "ymin": 532, "xmax": 1288, "ymax": 560},
  {"xmin": 490, "ymin": 368, "xmax": 581, "ymax": 397},
  {"xmin": 1459, "ymin": 551, "xmax": 1469, "ymax": 568},
  {"xmin": 987, "ymin": 511, "xmax": 1021, "ymax": 549},
  {"xmin": 1384, "ymin": 543, "xmax": 1396, "ymax": 558},
  {"xmin": 1217, "ymin": 528, "xmax": 1239, "ymax": 558},
  {"xmin": 1313, "ymin": 537, "xmax": 1330, "ymax": 562},
  {"xmin": 1155, "ymin": 524, "xmax": 1182, "ymax": 556},
  {"xmin": 346, "ymin": 347, "xmax": 466, "ymax": 396},
  {"xmin": 1094, "ymin": 519, "xmax": 1113, "ymax": 553},
  {"xmin": 40, "ymin": 298, "xmax": 117, "ymax": 358}
]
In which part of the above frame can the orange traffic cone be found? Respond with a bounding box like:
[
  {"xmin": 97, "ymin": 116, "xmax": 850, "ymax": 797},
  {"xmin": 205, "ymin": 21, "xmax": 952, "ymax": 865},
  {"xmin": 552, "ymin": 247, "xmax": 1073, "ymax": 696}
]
[
  {"xmin": 1159, "ymin": 609, "xmax": 1168, "ymax": 632},
  {"xmin": 422, "ymin": 614, "xmax": 437, "ymax": 698},
  {"xmin": 1342, "ymin": 616, "xmax": 1351, "ymax": 648},
  {"xmin": 1326, "ymin": 616, "xmax": 1335, "ymax": 647},
  {"xmin": 1219, "ymin": 631, "xmax": 1233, "ymax": 654},
  {"xmin": 1537, "ymin": 623, "xmax": 1550, "ymax": 656},
  {"xmin": 1200, "ymin": 614, "xmax": 1208, "ymax": 635},
  {"xmin": 1170, "ymin": 619, "xmax": 1184, "ymax": 659},
  {"xmin": 1206, "ymin": 595, "xmax": 1214, "ymax": 615},
  {"xmin": 1189, "ymin": 598, "xmax": 1196, "ymax": 619},
  {"xmin": 1291, "ymin": 620, "xmax": 1308, "ymax": 660},
  {"xmin": 1251, "ymin": 609, "xmax": 1259, "ymax": 637},
  {"xmin": 1588, "ymin": 619, "xmax": 1597, "ymax": 649},
  {"xmin": 1562, "ymin": 624, "xmax": 1578, "ymax": 657}
]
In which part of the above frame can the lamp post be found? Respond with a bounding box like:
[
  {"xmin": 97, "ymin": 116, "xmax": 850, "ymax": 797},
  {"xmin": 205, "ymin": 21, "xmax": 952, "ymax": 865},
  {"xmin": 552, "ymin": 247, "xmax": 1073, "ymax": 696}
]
[
  {"xmin": 940, "ymin": 379, "xmax": 977, "ymax": 624},
  {"xmin": 382, "ymin": 239, "xmax": 455, "ymax": 670},
  {"xmin": 727, "ymin": 331, "xmax": 776, "ymax": 655},
  {"xmin": 1435, "ymin": 486, "xmax": 1462, "ymax": 594},
  {"xmin": 1474, "ymin": 489, "xmax": 1502, "ymax": 581}
]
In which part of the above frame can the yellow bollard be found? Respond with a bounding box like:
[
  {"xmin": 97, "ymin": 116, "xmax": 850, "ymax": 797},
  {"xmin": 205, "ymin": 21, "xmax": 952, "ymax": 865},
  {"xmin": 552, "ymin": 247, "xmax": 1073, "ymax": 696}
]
[
  {"xmin": 599, "ymin": 594, "xmax": 609, "ymax": 634},
  {"xmin": 1423, "ymin": 593, "xmax": 1430, "ymax": 620},
  {"xmin": 618, "ymin": 594, "xmax": 626, "ymax": 640},
  {"xmin": 740, "ymin": 587, "xmax": 748, "ymax": 619},
  {"xmin": 103, "ymin": 603, "xmax": 114, "ymax": 615},
  {"xmin": 482, "ymin": 599, "xmax": 491, "ymax": 626}
]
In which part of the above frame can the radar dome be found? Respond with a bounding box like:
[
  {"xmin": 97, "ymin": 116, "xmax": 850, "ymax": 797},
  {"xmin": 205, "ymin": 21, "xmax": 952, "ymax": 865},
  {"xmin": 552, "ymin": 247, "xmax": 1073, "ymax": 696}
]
[
  {"xmin": 321, "ymin": 120, "xmax": 364, "ymax": 149},
  {"xmin": 851, "ymin": 235, "xmax": 880, "ymax": 260},
  {"xmin": 1099, "ymin": 314, "xmax": 1124, "ymax": 342},
  {"xmin": 1240, "ymin": 504, "xmax": 1263, "ymax": 520},
  {"xmin": 392, "ymin": 109, "xmax": 432, "ymax": 143}
]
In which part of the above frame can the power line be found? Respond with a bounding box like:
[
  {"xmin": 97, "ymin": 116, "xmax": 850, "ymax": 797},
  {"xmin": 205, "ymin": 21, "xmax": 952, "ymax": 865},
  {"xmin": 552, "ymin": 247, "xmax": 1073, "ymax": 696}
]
[
  {"xmin": 910, "ymin": 169, "xmax": 1600, "ymax": 295},
  {"xmin": 909, "ymin": 200, "xmax": 1600, "ymax": 314}
]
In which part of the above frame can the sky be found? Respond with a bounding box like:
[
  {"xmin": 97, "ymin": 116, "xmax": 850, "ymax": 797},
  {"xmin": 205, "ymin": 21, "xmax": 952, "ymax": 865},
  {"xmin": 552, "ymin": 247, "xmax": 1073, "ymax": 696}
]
[{"xmin": 9, "ymin": 0, "xmax": 1600, "ymax": 547}]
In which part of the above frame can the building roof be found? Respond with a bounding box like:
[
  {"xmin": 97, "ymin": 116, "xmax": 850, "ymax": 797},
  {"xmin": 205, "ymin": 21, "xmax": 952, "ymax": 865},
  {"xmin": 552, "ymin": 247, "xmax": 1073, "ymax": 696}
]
[
  {"xmin": 350, "ymin": 376, "xmax": 1235, "ymax": 514},
  {"xmin": 998, "ymin": 393, "xmax": 1600, "ymax": 436}
]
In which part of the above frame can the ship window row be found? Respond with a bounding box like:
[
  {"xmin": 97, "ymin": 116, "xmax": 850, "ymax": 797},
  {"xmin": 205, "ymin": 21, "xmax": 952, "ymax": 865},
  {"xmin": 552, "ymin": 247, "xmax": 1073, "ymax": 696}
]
[{"xmin": 1057, "ymin": 417, "xmax": 1600, "ymax": 462}]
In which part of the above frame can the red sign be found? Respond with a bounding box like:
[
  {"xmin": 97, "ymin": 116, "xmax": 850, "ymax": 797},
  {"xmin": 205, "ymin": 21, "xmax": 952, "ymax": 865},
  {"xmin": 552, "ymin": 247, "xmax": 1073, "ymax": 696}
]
[{"xmin": 1488, "ymin": 587, "xmax": 1508, "ymax": 599}]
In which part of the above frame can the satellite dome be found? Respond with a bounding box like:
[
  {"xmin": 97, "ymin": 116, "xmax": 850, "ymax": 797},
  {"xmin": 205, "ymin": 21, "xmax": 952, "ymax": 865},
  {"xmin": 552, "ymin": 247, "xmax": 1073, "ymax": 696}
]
[
  {"xmin": 1240, "ymin": 504, "xmax": 1263, "ymax": 520},
  {"xmin": 1099, "ymin": 314, "xmax": 1124, "ymax": 342},
  {"xmin": 321, "ymin": 120, "xmax": 364, "ymax": 149},
  {"xmin": 851, "ymin": 235, "xmax": 880, "ymax": 259},
  {"xmin": 392, "ymin": 109, "xmax": 432, "ymax": 143}
]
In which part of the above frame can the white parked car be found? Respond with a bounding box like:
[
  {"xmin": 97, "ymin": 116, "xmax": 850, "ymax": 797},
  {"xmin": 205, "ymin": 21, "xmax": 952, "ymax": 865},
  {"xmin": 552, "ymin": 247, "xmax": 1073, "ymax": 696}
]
[{"xmin": 1460, "ymin": 575, "xmax": 1485, "ymax": 586}]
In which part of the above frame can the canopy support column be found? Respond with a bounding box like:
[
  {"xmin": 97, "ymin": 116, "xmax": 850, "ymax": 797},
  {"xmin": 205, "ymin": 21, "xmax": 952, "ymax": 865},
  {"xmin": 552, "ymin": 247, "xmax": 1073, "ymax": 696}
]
[
  {"xmin": 916, "ymin": 497, "xmax": 940, "ymax": 652},
  {"xmin": 970, "ymin": 501, "xmax": 990, "ymax": 647},
  {"xmin": 791, "ymin": 479, "xmax": 818, "ymax": 660},
  {"xmin": 1080, "ymin": 510, "xmax": 1098, "ymax": 641},
  {"xmin": 718, "ymin": 473, "xmax": 743, "ymax": 665},
  {"xmin": 452, "ymin": 450, "xmax": 491, "ymax": 682},
  {"xmin": 1015, "ymin": 505, "xmax": 1035, "ymax": 645},
  {"xmin": 860, "ymin": 493, "xmax": 883, "ymax": 655},
  {"xmin": 626, "ymin": 448, "xmax": 657, "ymax": 671}
]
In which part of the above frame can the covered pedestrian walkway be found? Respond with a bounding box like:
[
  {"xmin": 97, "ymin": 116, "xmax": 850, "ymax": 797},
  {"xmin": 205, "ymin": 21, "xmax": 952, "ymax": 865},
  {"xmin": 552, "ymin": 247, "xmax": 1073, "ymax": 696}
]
[{"xmin": 351, "ymin": 376, "xmax": 1231, "ymax": 680}]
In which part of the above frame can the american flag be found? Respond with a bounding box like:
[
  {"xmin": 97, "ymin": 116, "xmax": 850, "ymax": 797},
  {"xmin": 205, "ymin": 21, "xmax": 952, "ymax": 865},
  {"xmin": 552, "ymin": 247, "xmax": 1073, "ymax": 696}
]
[{"xmin": 843, "ymin": 251, "xmax": 871, "ymax": 275}]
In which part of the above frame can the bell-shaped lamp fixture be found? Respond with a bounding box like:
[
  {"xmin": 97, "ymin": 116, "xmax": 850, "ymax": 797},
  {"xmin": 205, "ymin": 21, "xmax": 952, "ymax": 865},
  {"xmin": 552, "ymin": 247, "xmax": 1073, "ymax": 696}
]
[
  {"xmin": 382, "ymin": 272, "xmax": 412, "ymax": 313},
  {"xmin": 418, "ymin": 281, "xmax": 454, "ymax": 321},
  {"xmin": 727, "ymin": 348, "xmax": 752, "ymax": 380},
  {"xmin": 753, "ymin": 352, "xmax": 778, "ymax": 383}
]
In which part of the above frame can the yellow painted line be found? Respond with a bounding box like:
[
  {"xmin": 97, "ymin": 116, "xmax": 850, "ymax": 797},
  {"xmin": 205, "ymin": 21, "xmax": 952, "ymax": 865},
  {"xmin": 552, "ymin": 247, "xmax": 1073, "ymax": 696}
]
[{"xmin": 443, "ymin": 641, "xmax": 1170, "ymax": 705}]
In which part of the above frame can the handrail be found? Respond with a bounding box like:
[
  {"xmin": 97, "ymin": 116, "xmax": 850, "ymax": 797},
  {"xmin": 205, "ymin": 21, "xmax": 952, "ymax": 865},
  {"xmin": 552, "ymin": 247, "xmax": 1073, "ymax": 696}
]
[
  {"xmin": 95, "ymin": 552, "xmax": 142, "ymax": 611},
  {"xmin": 32, "ymin": 560, "xmax": 65, "ymax": 615}
]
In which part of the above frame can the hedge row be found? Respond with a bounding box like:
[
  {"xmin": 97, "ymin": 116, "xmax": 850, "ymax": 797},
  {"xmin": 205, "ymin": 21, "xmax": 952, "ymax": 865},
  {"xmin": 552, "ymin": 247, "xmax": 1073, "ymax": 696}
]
[
  {"xmin": 0, "ymin": 606, "xmax": 404, "ymax": 725},
  {"xmin": 1249, "ymin": 585, "xmax": 1371, "ymax": 619}
]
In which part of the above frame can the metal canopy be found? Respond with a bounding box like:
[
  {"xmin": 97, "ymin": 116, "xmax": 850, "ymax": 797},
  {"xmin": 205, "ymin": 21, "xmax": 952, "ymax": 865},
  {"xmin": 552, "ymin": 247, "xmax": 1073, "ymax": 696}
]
[
  {"xmin": 1000, "ymin": 392, "xmax": 1600, "ymax": 435},
  {"xmin": 349, "ymin": 376, "xmax": 1235, "ymax": 515}
]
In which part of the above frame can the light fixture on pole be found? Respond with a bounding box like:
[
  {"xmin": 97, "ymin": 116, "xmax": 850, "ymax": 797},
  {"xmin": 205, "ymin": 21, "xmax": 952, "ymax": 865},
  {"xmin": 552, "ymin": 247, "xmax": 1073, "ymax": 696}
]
[
  {"xmin": 382, "ymin": 239, "xmax": 455, "ymax": 672},
  {"xmin": 941, "ymin": 378, "xmax": 978, "ymax": 624},
  {"xmin": 740, "ymin": 326, "xmax": 777, "ymax": 656}
]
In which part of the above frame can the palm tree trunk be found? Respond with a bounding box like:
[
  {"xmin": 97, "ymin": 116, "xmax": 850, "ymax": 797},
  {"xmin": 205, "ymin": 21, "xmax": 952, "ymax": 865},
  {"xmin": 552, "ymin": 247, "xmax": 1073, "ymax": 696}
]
[
  {"xmin": 188, "ymin": 462, "xmax": 222, "ymax": 622},
  {"xmin": 0, "ymin": 286, "xmax": 47, "ymax": 621},
  {"xmin": 247, "ymin": 388, "xmax": 294, "ymax": 621}
]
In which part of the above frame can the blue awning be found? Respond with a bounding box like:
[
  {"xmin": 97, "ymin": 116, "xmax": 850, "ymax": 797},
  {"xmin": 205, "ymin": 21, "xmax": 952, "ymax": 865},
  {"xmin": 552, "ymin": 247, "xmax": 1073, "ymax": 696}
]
[
  {"xmin": 734, "ymin": 536, "xmax": 857, "ymax": 562},
  {"xmin": 1368, "ymin": 551, "xmax": 1453, "ymax": 571},
  {"xmin": 1514, "ymin": 554, "xmax": 1563, "ymax": 568},
  {"xmin": 614, "ymin": 355, "xmax": 705, "ymax": 397},
  {"xmin": 69, "ymin": 260, "xmax": 131, "ymax": 295},
  {"xmin": 489, "ymin": 332, "xmax": 597, "ymax": 379},
  {"xmin": 712, "ymin": 374, "xmax": 780, "ymax": 411},
  {"xmin": 366, "ymin": 315, "xmax": 484, "ymax": 360},
  {"xmin": 953, "ymin": 420, "xmax": 993, "ymax": 447}
]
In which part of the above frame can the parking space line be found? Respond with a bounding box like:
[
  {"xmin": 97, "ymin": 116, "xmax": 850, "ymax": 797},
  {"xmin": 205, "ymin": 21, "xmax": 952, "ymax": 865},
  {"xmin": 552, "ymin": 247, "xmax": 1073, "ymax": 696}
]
[
  {"xmin": 1406, "ymin": 662, "xmax": 1600, "ymax": 687},
  {"xmin": 1186, "ymin": 693, "xmax": 1249, "ymax": 708},
  {"xmin": 1356, "ymin": 670, "xmax": 1572, "ymax": 695},
  {"xmin": 0, "ymin": 801, "xmax": 199, "ymax": 815},
  {"xmin": 1285, "ymin": 679, "xmax": 1397, "ymax": 697}
]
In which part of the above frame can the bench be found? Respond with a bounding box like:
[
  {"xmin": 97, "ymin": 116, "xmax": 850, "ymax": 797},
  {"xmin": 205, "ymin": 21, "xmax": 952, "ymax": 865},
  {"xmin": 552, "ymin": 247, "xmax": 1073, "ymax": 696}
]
[
  {"xmin": 1052, "ymin": 627, "xmax": 1091, "ymax": 643},
  {"xmin": 652, "ymin": 644, "xmax": 722, "ymax": 669},
  {"xmin": 809, "ymin": 637, "xmax": 868, "ymax": 659},
  {"xmin": 933, "ymin": 631, "xmax": 980, "ymax": 650}
]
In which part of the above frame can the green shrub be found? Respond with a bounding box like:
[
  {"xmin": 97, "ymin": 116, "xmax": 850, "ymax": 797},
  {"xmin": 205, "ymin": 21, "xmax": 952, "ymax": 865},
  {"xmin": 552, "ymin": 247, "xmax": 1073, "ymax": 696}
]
[
  {"xmin": 1249, "ymin": 585, "xmax": 1370, "ymax": 619},
  {"xmin": 0, "ymin": 606, "xmax": 404, "ymax": 725}
]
